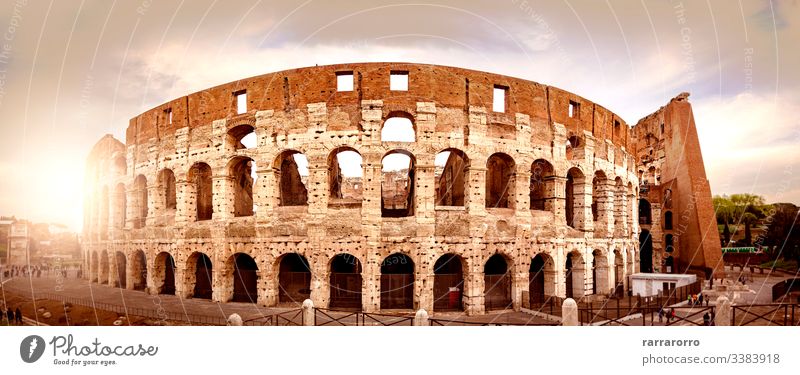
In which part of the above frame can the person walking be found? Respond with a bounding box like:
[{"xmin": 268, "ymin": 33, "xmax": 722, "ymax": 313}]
[
  {"xmin": 15, "ymin": 307, "xmax": 22, "ymax": 325},
  {"xmin": 6, "ymin": 308, "xmax": 14, "ymax": 325},
  {"xmin": 703, "ymin": 312, "xmax": 710, "ymax": 326},
  {"xmin": 658, "ymin": 308, "xmax": 664, "ymax": 323}
]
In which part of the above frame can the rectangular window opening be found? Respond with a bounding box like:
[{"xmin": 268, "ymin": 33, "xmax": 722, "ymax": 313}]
[
  {"xmin": 235, "ymin": 90, "xmax": 247, "ymax": 114},
  {"xmin": 569, "ymin": 100, "xmax": 580, "ymax": 118},
  {"xmin": 493, "ymin": 86, "xmax": 507, "ymax": 113},
  {"xmin": 390, "ymin": 71, "xmax": 408, "ymax": 91},
  {"xmin": 166, "ymin": 108, "xmax": 173, "ymax": 125},
  {"xmin": 336, "ymin": 72, "xmax": 354, "ymax": 92}
]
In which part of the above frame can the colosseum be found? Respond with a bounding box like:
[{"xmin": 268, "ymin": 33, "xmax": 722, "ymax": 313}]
[{"xmin": 82, "ymin": 62, "xmax": 722, "ymax": 316}]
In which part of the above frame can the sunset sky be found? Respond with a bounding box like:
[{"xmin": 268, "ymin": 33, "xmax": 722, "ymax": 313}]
[{"xmin": 0, "ymin": 0, "xmax": 797, "ymax": 231}]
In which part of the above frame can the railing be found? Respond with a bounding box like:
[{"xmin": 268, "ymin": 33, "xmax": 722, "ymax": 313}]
[
  {"xmin": 731, "ymin": 304, "xmax": 799, "ymax": 326},
  {"xmin": 429, "ymin": 317, "xmax": 557, "ymax": 326},
  {"xmin": 313, "ymin": 308, "xmax": 413, "ymax": 326}
]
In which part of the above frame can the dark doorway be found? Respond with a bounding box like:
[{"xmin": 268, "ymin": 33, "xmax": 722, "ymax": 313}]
[
  {"xmin": 529, "ymin": 255, "xmax": 546, "ymax": 304},
  {"xmin": 132, "ymin": 251, "xmax": 147, "ymax": 291},
  {"xmin": 484, "ymin": 254, "xmax": 512, "ymax": 310},
  {"xmin": 115, "ymin": 252, "xmax": 127, "ymax": 289},
  {"xmin": 639, "ymin": 230, "xmax": 653, "ymax": 273},
  {"xmin": 278, "ymin": 254, "xmax": 311, "ymax": 303},
  {"xmin": 160, "ymin": 253, "xmax": 176, "ymax": 295},
  {"xmin": 565, "ymin": 257, "xmax": 574, "ymax": 299},
  {"xmin": 433, "ymin": 254, "xmax": 464, "ymax": 311},
  {"xmin": 380, "ymin": 253, "xmax": 414, "ymax": 309},
  {"xmin": 231, "ymin": 254, "xmax": 259, "ymax": 303},
  {"xmin": 329, "ymin": 254, "xmax": 362, "ymax": 310},
  {"xmin": 193, "ymin": 253, "xmax": 213, "ymax": 299}
]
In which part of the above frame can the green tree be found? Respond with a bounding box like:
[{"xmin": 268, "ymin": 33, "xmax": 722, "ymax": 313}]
[
  {"xmin": 713, "ymin": 195, "xmax": 734, "ymax": 246},
  {"xmin": 741, "ymin": 212, "xmax": 758, "ymax": 245}
]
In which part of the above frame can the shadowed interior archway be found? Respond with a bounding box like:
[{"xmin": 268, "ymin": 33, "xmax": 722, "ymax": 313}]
[
  {"xmin": 229, "ymin": 253, "xmax": 259, "ymax": 303},
  {"xmin": 278, "ymin": 253, "xmax": 311, "ymax": 303},
  {"xmin": 380, "ymin": 253, "xmax": 415, "ymax": 309},
  {"xmin": 433, "ymin": 254, "xmax": 464, "ymax": 311},
  {"xmin": 484, "ymin": 254, "xmax": 512, "ymax": 310},
  {"xmin": 329, "ymin": 253, "xmax": 362, "ymax": 310}
]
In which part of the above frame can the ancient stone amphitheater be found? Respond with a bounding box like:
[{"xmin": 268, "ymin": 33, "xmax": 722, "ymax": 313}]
[{"xmin": 82, "ymin": 63, "xmax": 721, "ymax": 315}]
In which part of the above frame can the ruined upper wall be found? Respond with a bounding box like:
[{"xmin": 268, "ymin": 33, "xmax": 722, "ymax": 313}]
[{"xmin": 125, "ymin": 63, "xmax": 633, "ymax": 150}]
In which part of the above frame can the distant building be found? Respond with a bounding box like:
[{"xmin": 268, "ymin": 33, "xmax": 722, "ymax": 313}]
[{"xmin": 7, "ymin": 221, "xmax": 31, "ymax": 266}]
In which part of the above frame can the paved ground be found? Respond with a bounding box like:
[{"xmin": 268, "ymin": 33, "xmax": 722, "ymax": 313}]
[{"xmin": 0, "ymin": 276, "xmax": 554, "ymax": 326}]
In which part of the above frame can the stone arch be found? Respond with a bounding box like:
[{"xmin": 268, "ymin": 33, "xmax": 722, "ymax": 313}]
[
  {"xmin": 664, "ymin": 210, "xmax": 673, "ymax": 230},
  {"xmin": 273, "ymin": 150, "xmax": 309, "ymax": 207},
  {"xmin": 188, "ymin": 162, "xmax": 213, "ymax": 221},
  {"xmin": 113, "ymin": 155, "xmax": 127, "ymax": 176},
  {"xmin": 530, "ymin": 159, "xmax": 555, "ymax": 211},
  {"xmin": 276, "ymin": 253, "xmax": 311, "ymax": 304},
  {"xmin": 566, "ymin": 135, "xmax": 581, "ymax": 160},
  {"xmin": 228, "ymin": 124, "xmax": 257, "ymax": 150},
  {"xmin": 565, "ymin": 251, "xmax": 585, "ymax": 299},
  {"xmin": 484, "ymin": 253, "xmax": 513, "ymax": 310},
  {"xmin": 131, "ymin": 250, "xmax": 147, "ymax": 291},
  {"xmin": 529, "ymin": 252, "xmax": 555, "ymax": 304},
  {"xmin": 591, "ymin": 249, "xmax": 609, "ymax": 296},
  {"xmin": 114, "ymin": 251, "xmax": 127, "ymax": 289},
  {"xmin": 380, "ymin": 252, "xmax": 415, "ymax": 309},
  {"xmin": 228, "ymin": 156, "xmax": 256, "ymax": 216},
  {"xmin": 227, "ymin": 253, "xmax": 259, "ymax": 303},
  {"xmin": 153, "ymin": 251, "xmax": 176, "ymax": 295},
  {"xmin": 486, "ymin": 153, "xmax": 516, "ymax": 209},
  {"xmin": 381, "ymin": 111, "xmax": 415, "ymax": 142},
  {"xmin": 186, "ymin": 252, "xmax": 213, "ymax": 299},
  {"xmin": 329, "ymin": 253, "xmax": 363, "ymax": 310},
  {"xmin": 434, "ymin": 148, "xmax": 469, "ymax": 207},
  {"xmin": 565, "ymin": 167, "xmax": 585, "ymax": 228},
  {"xmin": 328, "ymin": 147, "xmax": 363, "ymax": 206},
  {"xmin": 132, "ymin": 174, "xmax": 148, "ymax": 228},
  {"xmin": 433, "ymin": 253, "xmax": 465, "ymax": 311},
  {"xmin": 381, "ymin": 150, "xmax": 415, "ymax": 217}
]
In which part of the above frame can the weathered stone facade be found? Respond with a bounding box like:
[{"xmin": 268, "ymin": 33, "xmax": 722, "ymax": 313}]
[{"xmin": 81, "ymin": 63, "xmax": 720, "ymax": 315}]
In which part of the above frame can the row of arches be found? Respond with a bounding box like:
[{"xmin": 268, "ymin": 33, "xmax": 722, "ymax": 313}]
[
  {"xmin": 89, "ymin": 247, "xmax": 636, "ymax": 312},
  {"xmin": 93, "ymin": 147, "xmax": 635, "ymax": 231}
]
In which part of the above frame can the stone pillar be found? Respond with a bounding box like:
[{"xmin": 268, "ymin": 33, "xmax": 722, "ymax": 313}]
[
  {"xmin": 551, "ymin": 177, "xmax": 567, "ymax": 226},
  {"xmin": 363, "ymin": 254, "xmax": 381, "ymax": 313},
  {"xmin": 562, "ymin": 298, "xmax": 579, "ymax": 326},
  {"xmin": 175, "ymin": 267, "xmax": 189, "ymax": 299},
  {"xmin": 302, "ymin": 299, "xmax": 315, "ymax": 326},
  {"xmin": 257, "ymin": 269, "xmax": 270, "ymax": 307},
  {"xmin": 212, "ymin": 175, "xmax": 234, "ymax": 220},
  {"xmin": 146, "ymin": 184, "xmax": 158, "ymax": 227},
  {"xmin": 125, "ymin": 253, "xmax": 135, "ymax": 290},
  {"xmin": 594, "ymin": 179, "xmax": 614, "ymax": 237},
  {"xmin": 515, "ymin": 169, "xmax": 532, "ymax": 216},
  {"xmin": 175, "ymin": 179, "xmax": 191, "ymax": 225},
  {"xmin": 574, "ymin": 177, "xmax": 593, "ymax": 232},
  {"xmin": 715, "ymin": 296, "xmax": 731, "ymax": 326},
  {"xmin": 212, "ymin": 268, "xmax": 226, "ymax": 303},
  {"xmin": 467, "ymin": 166, "xmax": 487, "ymax": 216},
  {"xmin": 415, "ymin": 161, "xmax": 436, "ymax": 236},
  {"xmin": 255, "ymin": 169, "xmax": 276, "ymax": 221}
]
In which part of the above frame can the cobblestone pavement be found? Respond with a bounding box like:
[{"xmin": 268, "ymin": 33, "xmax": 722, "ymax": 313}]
[{"xmin": 0, "ymin": 276, "xmax": 554, "ymax": 325}]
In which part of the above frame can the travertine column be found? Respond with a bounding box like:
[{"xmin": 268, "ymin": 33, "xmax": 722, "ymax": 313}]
[{"xmin": 212, "ymin": 175, "xmax": 234, "ymax": 220}]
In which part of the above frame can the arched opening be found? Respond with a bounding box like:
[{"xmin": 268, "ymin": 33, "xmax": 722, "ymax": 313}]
[
  {"xmin": 566, "ymin": 135, "xmax": 581, "ymax": 160},
  {"xmin": 592, "ymin": 250, "xmax": 608, "ymax": 295},
  {"xmin": 565, "ymin": 168, "xmax": 585, "ymax": 228},
  {"xmin": 329, "ymin": 254, "xmax": 363, "ymax": 310},
  {"xmin": 99, "ymin": 186, "xmax": 109, "ymax": 237},
  {"xmin": 529, "ymin": 254, "xmax": 552, "ymax": 304},
  {"xmin": 230, "ymin": 253, "xmax": 259, "ymax": 303},
  {"xmin": 228, "ymin": 124, "xmax": 257, "ymax": 150},
  {"xmin": 278, "ymin": 254, "xmax": 311, "ymax": 303},
  {"xmin": 133, "ymin": 175, "xmax": 148, "ymax": 228},
  {"xmin": 113, "ymin": 156, "xmax": 127, "ymax": 176},
  {"xmin": 433, "ymin": 254, "xmax": 464, "ymax": 311},
  {"xmin": 664, "ymin": 211, "xmax": 673, "ymax": 230},
  {"xmin": 131, "ymin": 250, "xmax": 147, "ymax": 291},
  {"xmin": 274, "ymin": 151, "xmax": 309, "ymax": 206},
  {"xmin": 188, "ymin": 252, "xmax": 213, "ymax": 299},
  {"xmin": 565, "ymin": 252, "xmax": 585, "ymax": 299},
  {"xmin": 530, "ymin": 159, "xmax": 555, "ymax": 211},
  {"xmin": 99, "ymin": 251, "xmax": 109, "ymax": 284},
  {"xmin": 154, "ymin": 252, "xmax": 176, "ymax": 295},
  {"xmin": 486, "ymin": 153, "xmax": 516, "ymax": 209},
  {"xmin": 114, "ymin": 183, "xmax": 126, "ymax": 228},
  {"xmin": 188, "ymin": 162, "xmax": 213, "ymax": 221},
  {"xmin": 328, "ymin": 148, "xmax": 363, "ymax": 206},
  {"xmin": 434, "ymin": 149, "xmax": 468, "ymax": 207},
  {"xmin": 613, "ymin": 250, "xmax": 624, "ymax": 297},
  {"xmin": 665, "ymin": 256, "xmax": 674, "ymax": 273},
  {"xmin": 639, "ymin": 199, "xmax": 652, "ymax": 225},
  {"xmin": 380, "ymin": 253, "xmax": 414, "ymax": 309},
  {"xmin": 157, "ymin": 169, "xmax": 177, "ymax": 213},
  {"xmin": 381, "ymin": 114, "xmax": 415, "ymax": 142},
  {"xmin": 484, "ymin": 254, "xmax": 512, "ymax": 310},
  {"xmin": 665, "ymin": 234, "xmax": 674, "ymax": 253},
  {"xmin": 639, "ymin": 230, "xmax": 653, "ymax": 273},
  {"xmin": 381, "ymin": 150, "xmax": 415, "ymax": 217},
  {"xmin": 230, "ymin": 157, "xmax": 256, "ymax": 216},
  {"xmin": 114, "ymin": 251, "xmax": 127, "ymax": 289},
  {"xmin": 592, "ymin": 171, "xmax": 608, "ymax": 224}
]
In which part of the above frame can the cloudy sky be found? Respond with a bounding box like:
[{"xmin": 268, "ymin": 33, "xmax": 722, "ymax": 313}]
[{"xmin": 0, "ymin": 0, "xmax": 797, "ymax": 230}]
